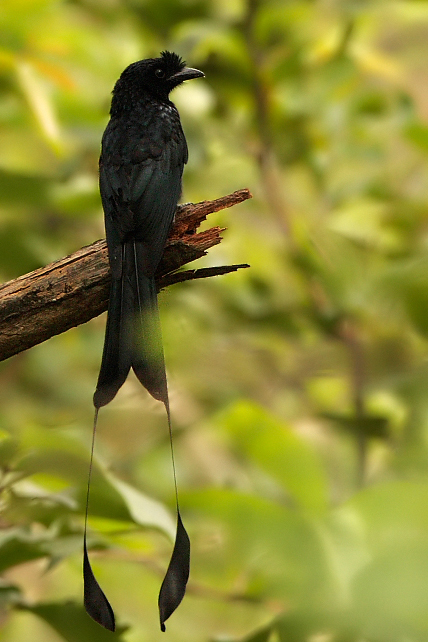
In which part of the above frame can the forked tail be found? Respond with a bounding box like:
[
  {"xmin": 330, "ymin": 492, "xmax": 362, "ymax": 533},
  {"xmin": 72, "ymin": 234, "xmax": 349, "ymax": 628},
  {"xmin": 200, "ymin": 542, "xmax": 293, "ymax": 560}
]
[
  {"xmin": 87, "ymin": 241, "xmax": 190, "ymax": 632},
  {"xmin": 93, "ymin": 240, "xmax": 167, "ymax": 408}
]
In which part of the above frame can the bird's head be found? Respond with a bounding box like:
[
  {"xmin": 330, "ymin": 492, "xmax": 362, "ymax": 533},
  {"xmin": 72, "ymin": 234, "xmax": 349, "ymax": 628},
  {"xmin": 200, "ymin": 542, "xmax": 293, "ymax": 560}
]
[{"xmin": 110, "ymin": 51, "xmax": 204, "ymax": 113}]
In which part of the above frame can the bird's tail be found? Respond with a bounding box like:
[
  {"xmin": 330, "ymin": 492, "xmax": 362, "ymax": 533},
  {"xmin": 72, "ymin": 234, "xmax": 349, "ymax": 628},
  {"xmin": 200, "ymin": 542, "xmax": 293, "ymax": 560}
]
[
  {"xmin": 91, "ymin": 241, "xmax": 189, "ymax": 633},
  {"xmin": 93, "ymin": 240, "xmax": 167, "ymax": 409}
]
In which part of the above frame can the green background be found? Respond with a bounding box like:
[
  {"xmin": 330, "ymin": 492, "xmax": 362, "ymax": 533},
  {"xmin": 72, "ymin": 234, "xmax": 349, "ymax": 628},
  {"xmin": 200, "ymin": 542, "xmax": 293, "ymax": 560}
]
[{"xmin": 2, "ymin": 1, "xmax": 428, "ymax": 640}]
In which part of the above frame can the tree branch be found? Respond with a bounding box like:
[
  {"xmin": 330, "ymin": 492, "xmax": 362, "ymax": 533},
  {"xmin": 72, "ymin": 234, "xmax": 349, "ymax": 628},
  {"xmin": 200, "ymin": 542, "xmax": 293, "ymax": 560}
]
[{"xmin": 0, "ymin": 189, "xmax": 251, "ymax": 363}]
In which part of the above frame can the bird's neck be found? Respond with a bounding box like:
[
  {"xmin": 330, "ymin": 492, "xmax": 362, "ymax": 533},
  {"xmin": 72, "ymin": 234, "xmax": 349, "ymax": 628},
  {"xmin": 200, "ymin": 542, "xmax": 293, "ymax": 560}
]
[{"xmin": 110, "ymin": 85, "xmax": 174, "ymax": 118}]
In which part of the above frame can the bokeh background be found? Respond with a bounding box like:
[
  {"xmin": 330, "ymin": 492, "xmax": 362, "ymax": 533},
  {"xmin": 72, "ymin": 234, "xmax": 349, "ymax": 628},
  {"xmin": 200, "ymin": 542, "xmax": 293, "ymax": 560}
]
[{"xmin": 2, "ymin": 1, "xmax": 428, "ymax": 640}]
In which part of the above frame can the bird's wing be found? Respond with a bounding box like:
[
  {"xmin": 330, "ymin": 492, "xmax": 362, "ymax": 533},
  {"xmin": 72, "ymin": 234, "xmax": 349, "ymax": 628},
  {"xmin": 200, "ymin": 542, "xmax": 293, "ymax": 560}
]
[{"xmin": 99, "ymin": 109, "xmax": 188, "ymax": 277}]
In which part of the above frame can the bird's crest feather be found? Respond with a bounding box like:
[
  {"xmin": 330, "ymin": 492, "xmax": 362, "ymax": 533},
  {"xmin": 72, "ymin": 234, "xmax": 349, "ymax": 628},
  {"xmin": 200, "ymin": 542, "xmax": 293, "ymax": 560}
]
[{"xmin": 160, "ymin": 51, "xmax": 186, "ymax": 71}]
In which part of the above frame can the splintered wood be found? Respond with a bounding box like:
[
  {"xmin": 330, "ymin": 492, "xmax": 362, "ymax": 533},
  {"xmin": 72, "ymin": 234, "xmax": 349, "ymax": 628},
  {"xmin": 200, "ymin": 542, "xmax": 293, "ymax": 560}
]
[{"xmin": 0, "ymin": 189, "xmax": 251, "ymax": 362}]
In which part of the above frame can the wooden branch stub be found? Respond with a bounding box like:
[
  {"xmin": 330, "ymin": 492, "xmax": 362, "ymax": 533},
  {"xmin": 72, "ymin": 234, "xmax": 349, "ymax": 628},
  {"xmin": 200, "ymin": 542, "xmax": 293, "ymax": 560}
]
[
  {"xmin": 0, "ymin": 189, "xmax": 252, "ymax": 363},
  {"xmin": 159, "ymin": 264, "xmax": 250, "ymax": 289}
]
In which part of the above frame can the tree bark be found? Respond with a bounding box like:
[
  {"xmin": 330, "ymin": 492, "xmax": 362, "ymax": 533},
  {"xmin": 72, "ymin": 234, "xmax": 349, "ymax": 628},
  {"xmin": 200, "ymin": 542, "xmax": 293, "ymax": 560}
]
[{"xmin": 0, "ymin": 189, "xmax": 251, "ymax": 363}]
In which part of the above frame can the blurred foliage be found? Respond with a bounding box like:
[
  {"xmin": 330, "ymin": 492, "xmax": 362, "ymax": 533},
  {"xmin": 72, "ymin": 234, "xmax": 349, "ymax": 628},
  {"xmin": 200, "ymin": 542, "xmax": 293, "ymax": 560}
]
[{"xmin": 2, "ymin": 0, "xmax": 428, "ymax": 640}]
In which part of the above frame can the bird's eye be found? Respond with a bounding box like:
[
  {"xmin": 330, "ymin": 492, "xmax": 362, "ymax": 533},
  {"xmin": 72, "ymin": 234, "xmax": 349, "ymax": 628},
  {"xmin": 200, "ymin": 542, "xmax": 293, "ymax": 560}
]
[{"xmin": 154, "ymin": 68, "xmax": 165, "ymax": 78}]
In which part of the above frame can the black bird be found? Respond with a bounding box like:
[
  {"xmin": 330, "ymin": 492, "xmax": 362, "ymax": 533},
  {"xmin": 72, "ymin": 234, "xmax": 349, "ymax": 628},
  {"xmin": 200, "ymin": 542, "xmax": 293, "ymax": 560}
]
[{"xmin": 83, "ymin": 51, "xmax": 204, "ymax": 633}]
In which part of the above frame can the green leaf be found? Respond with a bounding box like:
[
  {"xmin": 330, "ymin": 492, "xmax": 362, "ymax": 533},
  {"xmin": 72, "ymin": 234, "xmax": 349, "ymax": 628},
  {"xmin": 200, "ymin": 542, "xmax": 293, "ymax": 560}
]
[
  {"xmin": 0, "ymin": 528, "xmax": 51, "ymax": 573},
  {"xmin": 18, "ymin": 428, "xmax": 176, "ymax": 540},
  {"xmin": 405, "ymin": 121, "xmax": 428, "ymax": 151},
  {"xmin": 19, "ymin": 433, "xmax": 174, "ymax": 536},
  {"xmin": 106, "ymin": 472, "xmax": 176, "ymax": 538},
  {"xmin": 347, "ymin": 480, "xmax": 428, "ymax": 554},
  {"xmin": 378, "ymin": 256, "xmax": 428, "ymax": 337},
  {"xmin": 352, "ymin": 545, "xmax": 428, "ymax": 641},
  {"xmin": 218, "ymin": 401, "xmax": 328, "ymax": 514},
  {"xmin": 185, "ymin": 487, "xmax": 330, "ymax": 605}
]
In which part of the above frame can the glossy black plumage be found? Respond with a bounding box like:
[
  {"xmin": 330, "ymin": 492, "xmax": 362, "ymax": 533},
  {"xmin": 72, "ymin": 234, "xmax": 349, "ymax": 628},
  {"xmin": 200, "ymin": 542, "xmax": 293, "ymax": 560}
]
[
  {"xmin": 94, "ymin": 51, "xmax": 203, "ymax": 407},
  {"xmin": 84, "ymin": 51, "xmax": 203, "ymax": 632}
]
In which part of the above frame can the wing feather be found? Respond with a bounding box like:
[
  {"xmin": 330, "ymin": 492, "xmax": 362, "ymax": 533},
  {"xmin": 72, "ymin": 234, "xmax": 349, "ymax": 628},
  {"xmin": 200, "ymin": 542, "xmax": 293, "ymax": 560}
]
[{"xmin": 99, "ymin": 106, "xmax": 186, "ymax": 276}]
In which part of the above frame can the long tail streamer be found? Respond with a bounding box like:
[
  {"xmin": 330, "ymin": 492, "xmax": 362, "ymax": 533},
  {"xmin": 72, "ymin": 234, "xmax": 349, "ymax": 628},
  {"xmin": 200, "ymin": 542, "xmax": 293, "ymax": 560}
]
[
  {"xmin": 83, "ymin": 408, "xmax": 116, "ymax": 632},
  {"xmin": 83, "ymin": 389, "xmax": 190, "ymax": 632}
]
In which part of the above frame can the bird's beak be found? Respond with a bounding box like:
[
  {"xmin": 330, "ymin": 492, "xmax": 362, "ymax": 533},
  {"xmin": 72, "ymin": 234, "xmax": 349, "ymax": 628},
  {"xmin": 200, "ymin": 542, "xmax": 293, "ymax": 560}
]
[{"xmin": 172, "ymin": 67, "xmax": 205, "ymax": 82}]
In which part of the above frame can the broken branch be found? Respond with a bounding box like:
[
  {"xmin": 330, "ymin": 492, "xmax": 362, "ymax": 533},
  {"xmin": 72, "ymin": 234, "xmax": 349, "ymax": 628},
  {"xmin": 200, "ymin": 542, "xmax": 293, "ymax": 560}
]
[{"xmin": 0, "ymin": 189, "xmax": 252, "ymax": 362}]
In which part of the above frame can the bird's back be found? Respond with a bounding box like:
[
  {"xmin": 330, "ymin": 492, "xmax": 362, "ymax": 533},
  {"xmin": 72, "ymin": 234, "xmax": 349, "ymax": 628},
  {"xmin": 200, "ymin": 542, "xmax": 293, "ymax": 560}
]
[{"xmin": 99, "ymin": 97, "xmax": 188, "ymax": 276}]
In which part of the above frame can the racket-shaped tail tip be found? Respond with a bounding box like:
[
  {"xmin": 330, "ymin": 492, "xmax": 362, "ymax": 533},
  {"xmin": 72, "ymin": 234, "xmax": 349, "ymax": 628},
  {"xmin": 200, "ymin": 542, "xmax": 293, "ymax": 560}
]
[
  {"xmin": 158, "ymin": 512, "xmax": 190, "ymax": 632},
  {"xmin": 83, "ymin": 542, "xmax": 116, "ymax": 632}
]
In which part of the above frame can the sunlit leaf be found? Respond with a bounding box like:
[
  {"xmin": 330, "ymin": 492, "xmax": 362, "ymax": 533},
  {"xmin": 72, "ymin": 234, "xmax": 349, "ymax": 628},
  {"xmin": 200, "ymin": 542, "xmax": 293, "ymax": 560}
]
[{"xmin": 106, "ymin": 472, "xmax": 175, "ymax": 538}]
